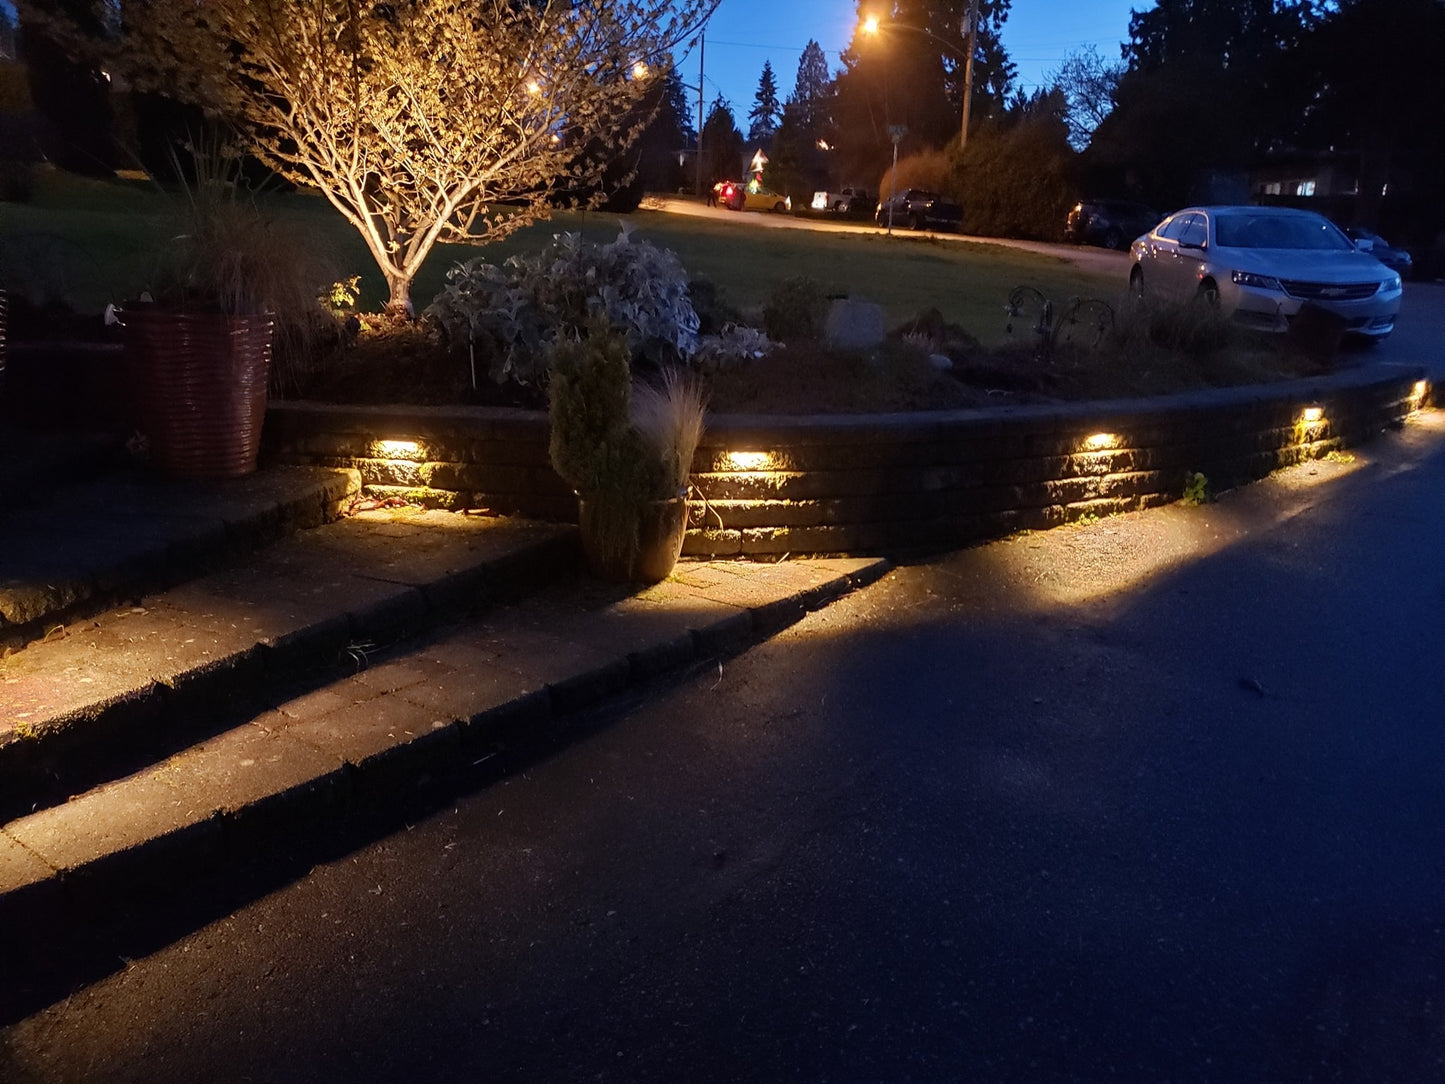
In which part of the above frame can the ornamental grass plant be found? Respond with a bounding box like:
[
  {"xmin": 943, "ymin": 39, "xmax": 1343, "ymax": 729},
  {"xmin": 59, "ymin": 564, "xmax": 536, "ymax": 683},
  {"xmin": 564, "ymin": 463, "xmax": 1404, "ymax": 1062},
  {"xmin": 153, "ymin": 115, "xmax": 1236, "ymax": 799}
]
[
  {"xmin": 547, "ymin": 318, "xmax": 706, "ymax": 578},
  {"xmin": 133, "ymin": 139, "xmax": 341, "ymax": 396}
]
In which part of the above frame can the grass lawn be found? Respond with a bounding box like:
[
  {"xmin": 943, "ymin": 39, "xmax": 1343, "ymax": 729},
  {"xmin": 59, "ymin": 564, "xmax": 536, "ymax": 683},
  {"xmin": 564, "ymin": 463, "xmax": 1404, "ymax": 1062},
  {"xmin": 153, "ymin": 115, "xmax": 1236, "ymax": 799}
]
[{"xmin": 1, "ymin": 168, "xmax": 1116, "ymax": 347}]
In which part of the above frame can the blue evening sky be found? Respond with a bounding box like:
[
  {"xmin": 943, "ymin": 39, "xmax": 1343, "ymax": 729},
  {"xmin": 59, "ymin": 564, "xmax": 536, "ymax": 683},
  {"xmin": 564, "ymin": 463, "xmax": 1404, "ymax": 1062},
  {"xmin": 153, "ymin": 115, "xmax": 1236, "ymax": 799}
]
[
  {"xmin": 0, "ymin": 0, "xmax": 1143, "ymax": 125},
  {"xmin": 679, "ymin": 0, "xmax": 1143, "ymax": 126}
]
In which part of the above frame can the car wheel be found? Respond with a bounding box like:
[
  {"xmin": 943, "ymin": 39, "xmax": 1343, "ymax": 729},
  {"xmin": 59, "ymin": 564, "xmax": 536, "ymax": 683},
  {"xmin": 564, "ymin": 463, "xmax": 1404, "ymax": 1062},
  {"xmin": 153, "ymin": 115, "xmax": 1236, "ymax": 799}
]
[
  {"xmin": 1196, "ymin": 279, "xmax": 1221, "ymax": 309},
  {"xmin": 1103, "ymin": 228, "xmax": 1123, "ymax": 250},
  {"xmin": 911, "ymin": 214, "xmax": 925, "ymax": 231},
  {"xmin": 1128, "ymin": 266, "xmax": 1145, "ymax": 300},
  {"xmin": 834, "ymin": 200, "xmax": 845, "ymax": 213},
  {"xmin": 773, "ymin": 201, "xmax": 786, "ymax": 213}
]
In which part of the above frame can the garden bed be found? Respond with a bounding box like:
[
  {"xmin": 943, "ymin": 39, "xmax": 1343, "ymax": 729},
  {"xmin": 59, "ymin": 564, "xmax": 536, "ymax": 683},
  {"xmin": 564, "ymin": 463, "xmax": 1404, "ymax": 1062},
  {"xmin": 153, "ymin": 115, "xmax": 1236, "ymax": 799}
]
[{"xmin": 288, "ymin": 300, "xmax": 1359, "ymax": 416}]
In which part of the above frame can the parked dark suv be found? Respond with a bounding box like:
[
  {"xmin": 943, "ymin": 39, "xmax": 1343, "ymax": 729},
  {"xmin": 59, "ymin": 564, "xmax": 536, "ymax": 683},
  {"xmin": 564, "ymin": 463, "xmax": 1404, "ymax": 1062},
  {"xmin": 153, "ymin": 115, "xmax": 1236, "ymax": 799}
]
[
  {"xmin": 876, "ymin": 189, "xmax": 963, "ymax": 231},
  {"xmin": 1065, "ymin": 199, "xmax": 1160, "ymax": 250}
]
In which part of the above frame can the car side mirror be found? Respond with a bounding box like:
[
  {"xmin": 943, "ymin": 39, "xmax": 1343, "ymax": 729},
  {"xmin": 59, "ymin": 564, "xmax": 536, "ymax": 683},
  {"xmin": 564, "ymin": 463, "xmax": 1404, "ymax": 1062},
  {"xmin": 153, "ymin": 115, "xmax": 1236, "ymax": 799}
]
[{"xmin": 1180, "ymin": 239, "xmax": 1206, "ymax": 251}]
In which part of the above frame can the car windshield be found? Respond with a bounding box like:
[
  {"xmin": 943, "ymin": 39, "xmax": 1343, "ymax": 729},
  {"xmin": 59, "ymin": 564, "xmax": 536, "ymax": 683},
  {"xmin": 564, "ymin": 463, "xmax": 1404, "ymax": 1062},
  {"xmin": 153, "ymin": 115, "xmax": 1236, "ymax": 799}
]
[{"xmin": 1214, "ymin": 214, "xmax": 1353, "ymax": 251}]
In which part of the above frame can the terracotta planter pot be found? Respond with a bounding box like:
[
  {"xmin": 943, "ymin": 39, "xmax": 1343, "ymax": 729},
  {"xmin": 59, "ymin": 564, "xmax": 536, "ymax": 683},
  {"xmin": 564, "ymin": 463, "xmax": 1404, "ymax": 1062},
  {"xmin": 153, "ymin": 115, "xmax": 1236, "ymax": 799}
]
[
  {"xmin": 123, "ymin": 307, "xmax": 274, "ymax": 479},
  {"xmin": 577, "ymin": 492, "xmax": 689, "ymax": 583}
]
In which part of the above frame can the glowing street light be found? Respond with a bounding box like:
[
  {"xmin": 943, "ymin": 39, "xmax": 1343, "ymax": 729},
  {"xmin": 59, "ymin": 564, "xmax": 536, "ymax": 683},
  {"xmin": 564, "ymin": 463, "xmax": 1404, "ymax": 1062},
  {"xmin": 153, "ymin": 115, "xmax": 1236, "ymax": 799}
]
[
  {"xmin": 859, "ymin": 2, "xmax": 981, "ymax": 151},
  {"xmin": 632, "ymin": 61, "xmax": 650, "ymax": 80}
]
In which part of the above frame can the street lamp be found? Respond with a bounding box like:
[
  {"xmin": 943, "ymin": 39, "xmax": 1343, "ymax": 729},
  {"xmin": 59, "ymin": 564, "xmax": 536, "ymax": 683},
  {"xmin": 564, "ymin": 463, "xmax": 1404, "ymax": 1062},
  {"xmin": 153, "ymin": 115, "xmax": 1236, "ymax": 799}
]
[{"xmin": 860, "ymin": 1, "xmax": 980, "ymax": 151}]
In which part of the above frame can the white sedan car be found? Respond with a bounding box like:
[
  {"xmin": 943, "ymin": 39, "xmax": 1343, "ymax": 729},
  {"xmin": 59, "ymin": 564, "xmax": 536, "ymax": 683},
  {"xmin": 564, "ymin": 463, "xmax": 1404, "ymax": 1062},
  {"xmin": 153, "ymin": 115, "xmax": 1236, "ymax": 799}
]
[{"xmin": 1128, "ymin": 206, "xmax": 1402, "ymax": 339}]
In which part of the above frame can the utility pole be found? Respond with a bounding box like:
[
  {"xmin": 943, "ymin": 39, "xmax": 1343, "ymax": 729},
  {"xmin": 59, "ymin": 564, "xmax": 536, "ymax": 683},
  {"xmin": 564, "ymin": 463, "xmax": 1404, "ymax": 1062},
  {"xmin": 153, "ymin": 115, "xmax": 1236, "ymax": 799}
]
[
  {"xmin": 695, "ymin": 32, "xmax": 705, "ymax": 197},
  {"xmin": 959, "ymin": 0, "xmax": 980, "ymax": 152}
]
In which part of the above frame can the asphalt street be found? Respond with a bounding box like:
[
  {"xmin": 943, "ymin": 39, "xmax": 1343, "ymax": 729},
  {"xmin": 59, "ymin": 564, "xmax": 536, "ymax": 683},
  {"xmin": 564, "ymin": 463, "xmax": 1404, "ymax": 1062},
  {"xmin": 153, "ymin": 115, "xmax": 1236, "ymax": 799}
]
[{"xmin": 4, "ymin": 409, "xmax": 1444, "ymax": 1078}]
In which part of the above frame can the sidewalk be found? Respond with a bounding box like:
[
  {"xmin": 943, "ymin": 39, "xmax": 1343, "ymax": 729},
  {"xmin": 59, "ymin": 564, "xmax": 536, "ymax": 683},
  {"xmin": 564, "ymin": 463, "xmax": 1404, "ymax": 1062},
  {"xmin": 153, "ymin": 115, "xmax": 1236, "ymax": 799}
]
[{"xmin": 0, "ymin": 456, "xmax": 888, "ymax": 942}]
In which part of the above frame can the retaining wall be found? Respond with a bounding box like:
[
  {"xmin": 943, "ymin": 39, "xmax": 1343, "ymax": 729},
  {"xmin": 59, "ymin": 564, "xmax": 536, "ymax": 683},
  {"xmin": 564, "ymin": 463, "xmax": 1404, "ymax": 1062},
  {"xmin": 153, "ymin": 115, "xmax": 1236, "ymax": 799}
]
[{"xmin": 263, "ymin": 366, "xmax": 1430, "ymax": 556}]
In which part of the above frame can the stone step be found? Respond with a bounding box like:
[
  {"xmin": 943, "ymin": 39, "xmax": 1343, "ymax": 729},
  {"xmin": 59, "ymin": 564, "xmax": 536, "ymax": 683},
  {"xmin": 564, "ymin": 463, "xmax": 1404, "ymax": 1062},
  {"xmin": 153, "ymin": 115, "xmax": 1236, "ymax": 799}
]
[
  {"xmin": 0, "ymin": 428, "xmax": 129, "ymax": 510},
  {"xmin": 0, "ymin": 555, "xmax": 888, "ymax": 935},
  {"xmin": 0, "ymin": 506, "xmax": 577, "ymax": 823},
  {"xmin": 0, "ymin": 464, "xmax": 361, "ymax": 653}
]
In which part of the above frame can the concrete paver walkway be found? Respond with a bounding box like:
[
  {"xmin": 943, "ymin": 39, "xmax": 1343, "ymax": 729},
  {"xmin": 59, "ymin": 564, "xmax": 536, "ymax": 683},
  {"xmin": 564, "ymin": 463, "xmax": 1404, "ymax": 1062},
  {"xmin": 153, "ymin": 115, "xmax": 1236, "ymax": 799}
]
[{"xmin": 0, "ymin": 460, "xmax": 886, "ymax": 939}]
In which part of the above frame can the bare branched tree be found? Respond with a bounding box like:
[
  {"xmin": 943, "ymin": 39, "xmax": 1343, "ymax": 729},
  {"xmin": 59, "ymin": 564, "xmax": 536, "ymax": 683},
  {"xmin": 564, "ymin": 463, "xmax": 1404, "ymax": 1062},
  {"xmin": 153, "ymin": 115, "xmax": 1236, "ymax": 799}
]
[
  {"xmin": 22, "ymin": 0, "xmax": 716, "ymax": 311},
  {"xmin": 1049, "ymin": 44, "xmax": 1124, "ymax": 151}
]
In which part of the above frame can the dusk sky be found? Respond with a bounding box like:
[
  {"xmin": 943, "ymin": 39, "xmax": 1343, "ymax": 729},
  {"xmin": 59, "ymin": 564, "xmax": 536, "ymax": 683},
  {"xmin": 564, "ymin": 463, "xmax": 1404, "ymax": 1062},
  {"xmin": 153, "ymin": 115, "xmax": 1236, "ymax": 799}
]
[
  {"xmin": 681, "ymin": 0, "xmax": 1143, "ymax": 126},
  {"xmin": 0, "ymin": 0, "xmax": 1145, "ymax": 126}
]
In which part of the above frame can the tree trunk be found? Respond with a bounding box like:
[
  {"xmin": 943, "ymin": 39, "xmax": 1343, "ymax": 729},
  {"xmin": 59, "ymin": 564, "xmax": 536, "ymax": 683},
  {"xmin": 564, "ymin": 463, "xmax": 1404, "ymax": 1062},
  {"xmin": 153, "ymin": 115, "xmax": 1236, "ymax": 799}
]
[{"xmin": 384, "ymin": 273, "xmax": 414, "ymax": 316}]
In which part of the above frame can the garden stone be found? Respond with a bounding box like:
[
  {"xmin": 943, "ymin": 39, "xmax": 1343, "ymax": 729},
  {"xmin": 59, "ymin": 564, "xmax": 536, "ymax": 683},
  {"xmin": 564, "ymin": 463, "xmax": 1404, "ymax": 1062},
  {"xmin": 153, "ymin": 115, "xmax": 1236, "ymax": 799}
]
[{"xmin": 824, "ymin": 299, "xmax": 885, "ymax": 351}]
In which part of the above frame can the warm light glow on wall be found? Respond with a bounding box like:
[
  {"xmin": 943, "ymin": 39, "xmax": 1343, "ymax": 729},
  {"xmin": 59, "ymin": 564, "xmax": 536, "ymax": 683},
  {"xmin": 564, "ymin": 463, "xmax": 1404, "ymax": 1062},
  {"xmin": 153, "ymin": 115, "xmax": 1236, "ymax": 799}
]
[
  {"xmin": 370, "ymin": 439, "xmax": 425, "ymax": 461},
  {"xmin": 1411, "ymin": 380, "xmax": 1430, "ymax": 411},
  {"xmin": 724, "ymin": 451, "xmax": 777, "ymax": 471},
  {"xmin": 1081, "ymin": 432, "xmax": 1119, "ymax": 451},
  {"xmin": 1295, "ymin": 405, "xmax": 1328, "ymax": 446}
]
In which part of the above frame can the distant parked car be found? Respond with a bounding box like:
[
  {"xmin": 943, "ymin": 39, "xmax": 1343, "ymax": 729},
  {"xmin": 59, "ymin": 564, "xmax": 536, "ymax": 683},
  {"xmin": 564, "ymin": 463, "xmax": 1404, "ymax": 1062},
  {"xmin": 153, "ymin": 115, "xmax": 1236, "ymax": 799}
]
[
  {"xmin": 1128, "ymin": 205, "xmax": 1403, "ymax": 339},
  {"xmin": 811, "ymin": 186, "xmax": 872, "ymax": 213},
  {"xmin": 725, "ymin": 179, "xmax": 791, "ymax": 213},
  {"xmin": 1065, "ymin": 199, "xmax": 1161, "ymax": 250},
  {"xmin": 711, "ymin": 179, "xmax": 740, "ymax": 207},
  {"xmin": 875, "ymin": 189, "xmax": 963, "ymax": 231},
  {"xmin": 1341, "ymin": 226, "xmax": 1414, "ymax": 279}
]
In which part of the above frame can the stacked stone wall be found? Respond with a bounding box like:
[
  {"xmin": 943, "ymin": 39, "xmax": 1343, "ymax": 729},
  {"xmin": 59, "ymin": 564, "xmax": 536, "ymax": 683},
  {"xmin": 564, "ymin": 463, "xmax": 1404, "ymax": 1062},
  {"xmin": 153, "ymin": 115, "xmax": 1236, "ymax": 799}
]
[{"xmin": 264, "ymin": 368, "xmax": 1428, "ymax": 556}]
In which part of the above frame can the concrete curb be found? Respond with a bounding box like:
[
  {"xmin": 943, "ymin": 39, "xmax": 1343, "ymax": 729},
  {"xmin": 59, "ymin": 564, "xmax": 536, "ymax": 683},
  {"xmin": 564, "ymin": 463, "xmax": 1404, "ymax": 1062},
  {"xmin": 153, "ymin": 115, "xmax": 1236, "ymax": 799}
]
[{"xmin": 0, "ymin": 556, "xmax": 890, "ymax": 931}]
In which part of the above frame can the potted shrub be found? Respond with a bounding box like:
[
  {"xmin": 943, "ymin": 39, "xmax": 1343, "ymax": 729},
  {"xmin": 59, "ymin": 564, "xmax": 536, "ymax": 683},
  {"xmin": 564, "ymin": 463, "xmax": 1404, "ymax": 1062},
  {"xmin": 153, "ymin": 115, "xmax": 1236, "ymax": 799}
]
[
  {"xmin": 547, "ymin": 320, "xmax": 706, "ymax": 583},
  {"xmin": 122, "ymin": 147, "xmax": 331, "ymax": 479}
]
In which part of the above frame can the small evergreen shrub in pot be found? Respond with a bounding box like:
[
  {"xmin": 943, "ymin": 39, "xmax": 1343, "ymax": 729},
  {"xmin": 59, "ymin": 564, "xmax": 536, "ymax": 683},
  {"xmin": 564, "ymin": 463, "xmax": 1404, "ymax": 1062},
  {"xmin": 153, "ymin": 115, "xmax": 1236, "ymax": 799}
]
[{"xmin": 547, "ymin": 319, "xmax": 706, "ymax": 583}]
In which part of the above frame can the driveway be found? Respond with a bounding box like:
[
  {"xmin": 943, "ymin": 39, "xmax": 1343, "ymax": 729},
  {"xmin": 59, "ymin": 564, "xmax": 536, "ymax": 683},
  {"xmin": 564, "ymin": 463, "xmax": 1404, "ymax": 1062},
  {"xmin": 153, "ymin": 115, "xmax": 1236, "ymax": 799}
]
[{"xmin": 646, "ymin": 194, "xmax": 1130, "ymax": 278}]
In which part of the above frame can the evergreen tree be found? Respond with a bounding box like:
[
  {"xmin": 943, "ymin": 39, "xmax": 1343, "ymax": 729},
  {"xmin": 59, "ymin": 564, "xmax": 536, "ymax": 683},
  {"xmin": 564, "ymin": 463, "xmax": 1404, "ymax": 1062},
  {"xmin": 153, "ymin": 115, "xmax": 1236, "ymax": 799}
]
[
  {"xmin": 1088, "ymin": 0, "xmax": 1315, "ymax": 207},
  {"xmin": 666, "ymin": 68, "xmax": 697, "ymax": 148},
  {"xmin": 629, "ymin": 64, "xmax": 691, "ymax": 195},
  {"xmin": 787, "ymin": 39, "xmax": 832, "ymax": 136},
  {"xmin": 747, "ymin": 60, "xmax": 781, "ymax": 143},
  {"xmin": 947, "ymin": 95, "xmax": 1076, "ymax": 240},
  {"xmin": 701, "ymin": 96, "xmax": 744, "ymax": 184}
]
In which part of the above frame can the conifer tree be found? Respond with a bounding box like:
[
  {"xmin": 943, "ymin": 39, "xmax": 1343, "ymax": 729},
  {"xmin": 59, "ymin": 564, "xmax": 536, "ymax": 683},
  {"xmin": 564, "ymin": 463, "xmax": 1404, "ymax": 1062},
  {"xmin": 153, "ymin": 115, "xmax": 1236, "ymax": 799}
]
[
  {"xmin": 787, "ymin": 40, "xmax": 832, "ymax": 136},
  {"xmin": 747, "ymin": 60, "xmax": 781, "ymax": 143}
]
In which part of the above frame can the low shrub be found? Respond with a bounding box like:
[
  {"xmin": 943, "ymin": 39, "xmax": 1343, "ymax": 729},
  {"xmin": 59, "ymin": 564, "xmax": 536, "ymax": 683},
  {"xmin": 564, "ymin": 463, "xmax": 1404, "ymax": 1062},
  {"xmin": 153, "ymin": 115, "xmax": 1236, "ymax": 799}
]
[
  {"xmin": 762, "ymin": 276, "xmax": 828, "ymax": 343},
  {"xmin": 879, "ymin": 149, "xmax": 950, "ymax": 199},
  {"xmin": 428, "ymin": 228, "xmax": 700, "ymax": 385},
  {"xmin": 686, "ymin": 275, "xmax": 741, "ymax": 335}
]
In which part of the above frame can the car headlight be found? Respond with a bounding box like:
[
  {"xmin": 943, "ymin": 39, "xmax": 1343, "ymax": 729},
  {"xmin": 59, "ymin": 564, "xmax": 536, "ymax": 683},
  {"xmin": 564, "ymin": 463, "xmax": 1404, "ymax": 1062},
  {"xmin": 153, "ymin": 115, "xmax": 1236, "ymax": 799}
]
[
  {"xmin": 1380, "ymin": 274, "xmax": 1403, "ymax": 294},
  {"xmin": 1231, "ymin": 269, "xmax": 1283, "ymax": 291}
]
